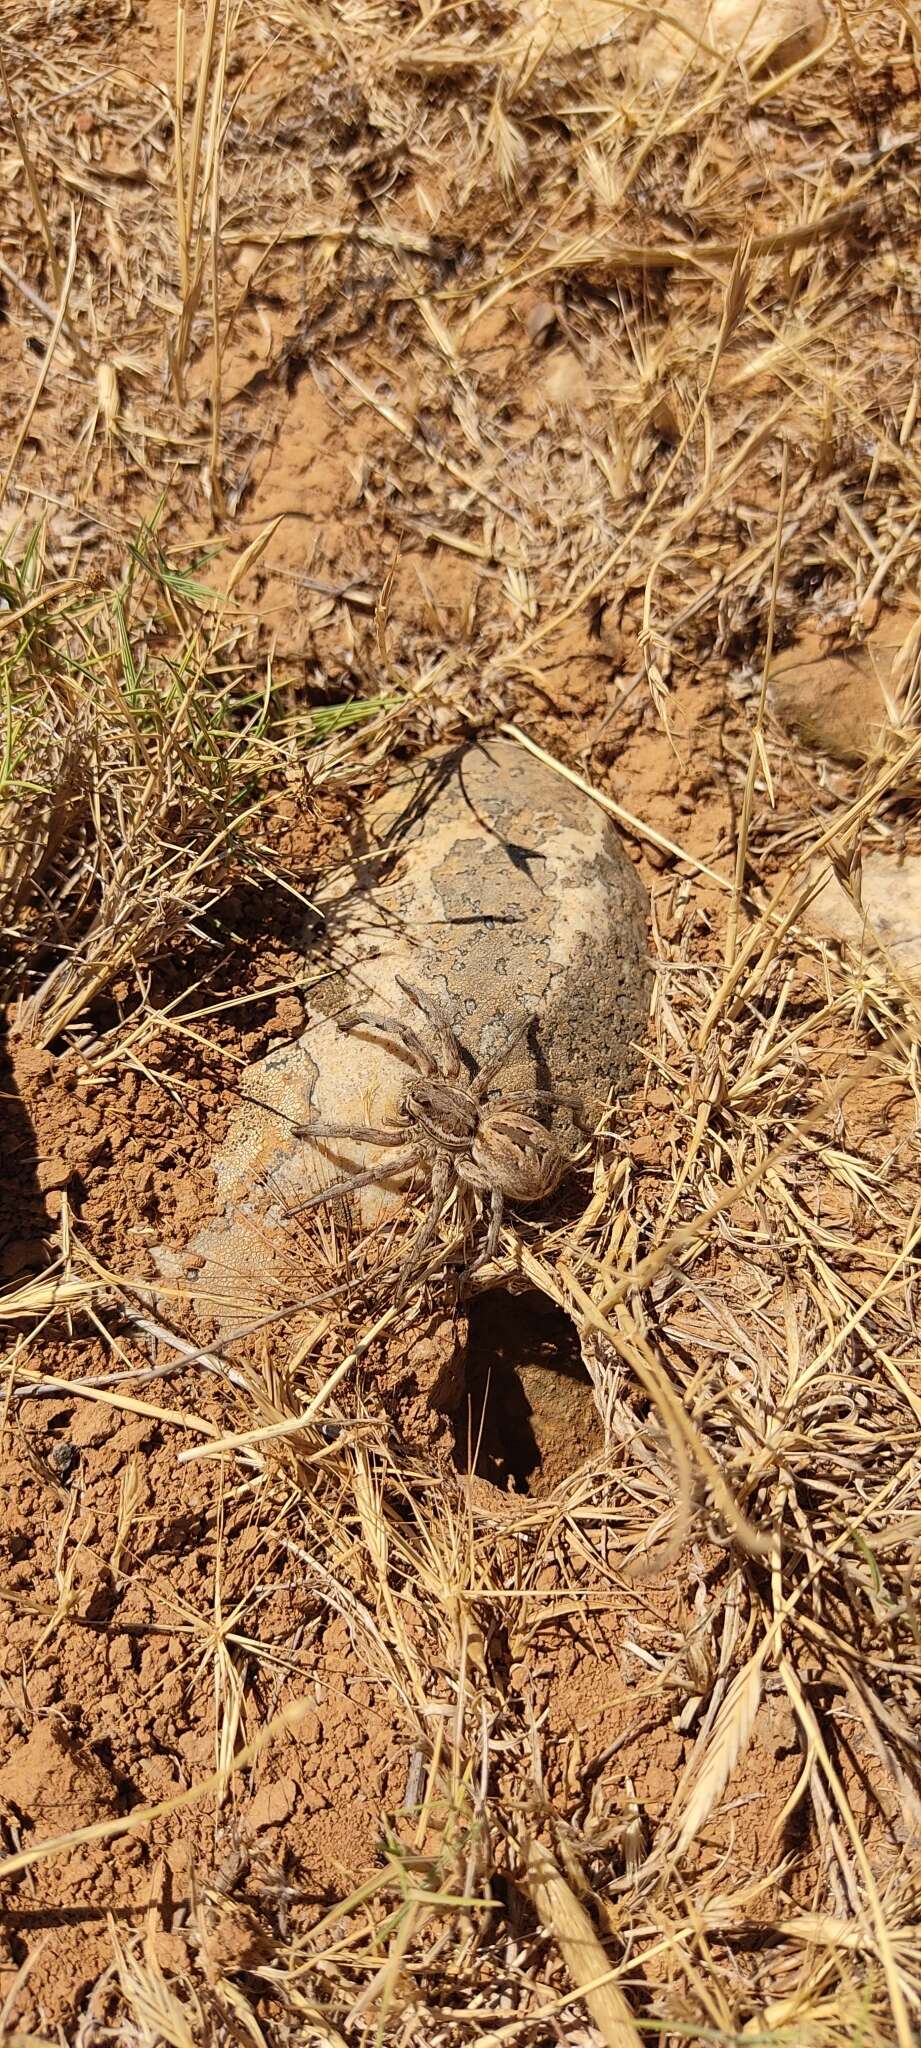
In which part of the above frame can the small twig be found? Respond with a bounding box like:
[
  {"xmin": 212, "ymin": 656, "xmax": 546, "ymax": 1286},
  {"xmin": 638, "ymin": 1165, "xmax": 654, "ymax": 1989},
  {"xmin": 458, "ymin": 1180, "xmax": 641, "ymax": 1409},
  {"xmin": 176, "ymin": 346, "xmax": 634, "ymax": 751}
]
[{"xmin": 0, "ymin": 250, "xmax": 64, "ymax": 327}]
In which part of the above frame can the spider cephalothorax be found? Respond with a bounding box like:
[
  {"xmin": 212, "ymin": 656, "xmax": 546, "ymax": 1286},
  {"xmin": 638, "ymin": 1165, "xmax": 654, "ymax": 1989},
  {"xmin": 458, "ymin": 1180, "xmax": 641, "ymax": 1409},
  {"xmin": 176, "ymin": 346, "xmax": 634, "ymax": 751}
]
[{"xmin": 294, "ymin": 977, "xmax": 579, "ymax": 1287}]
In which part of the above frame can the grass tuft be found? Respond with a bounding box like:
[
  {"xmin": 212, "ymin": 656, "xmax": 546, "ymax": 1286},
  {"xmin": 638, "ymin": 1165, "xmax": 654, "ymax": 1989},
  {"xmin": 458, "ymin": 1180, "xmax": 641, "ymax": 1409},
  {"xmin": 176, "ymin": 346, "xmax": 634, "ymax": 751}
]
[{"xmin": 0, "ymin": 523, "xmax": 276, "ymax": 1044}]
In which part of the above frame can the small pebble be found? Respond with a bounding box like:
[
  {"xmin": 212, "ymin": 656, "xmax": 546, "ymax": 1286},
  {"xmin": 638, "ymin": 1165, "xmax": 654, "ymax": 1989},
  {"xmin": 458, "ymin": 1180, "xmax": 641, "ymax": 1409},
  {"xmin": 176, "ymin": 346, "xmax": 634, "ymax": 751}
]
[{"xmin": 525, "ymin": 299, "xmax": 558, "ymax": 344}]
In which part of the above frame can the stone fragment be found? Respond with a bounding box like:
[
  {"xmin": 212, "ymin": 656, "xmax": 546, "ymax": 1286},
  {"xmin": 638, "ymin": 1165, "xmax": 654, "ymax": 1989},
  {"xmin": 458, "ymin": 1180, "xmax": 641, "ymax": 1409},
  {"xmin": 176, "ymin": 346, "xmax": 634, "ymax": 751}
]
[
  {"xmin": 542, "ymin": 349, "xmax": 592, "ymax": 409},
  {"xmin": 36, "ymin": 1155, "xmax": 70, "ymax": 1193},
  {"xmin": 525, "ymin": 299, "xmax": 558, "ymax": 345},
  {"xmin": 806, "ymin": 852, "xmax": 921, "ymax": 989}
]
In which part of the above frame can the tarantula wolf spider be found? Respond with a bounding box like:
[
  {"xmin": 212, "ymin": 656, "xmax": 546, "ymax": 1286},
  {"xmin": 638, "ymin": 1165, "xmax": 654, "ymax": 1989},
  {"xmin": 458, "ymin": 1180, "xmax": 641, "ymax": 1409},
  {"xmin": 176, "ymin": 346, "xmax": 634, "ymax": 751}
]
[{"xmin": 295, "ymin": 977, "xmax": 580, "ymax": 1287}]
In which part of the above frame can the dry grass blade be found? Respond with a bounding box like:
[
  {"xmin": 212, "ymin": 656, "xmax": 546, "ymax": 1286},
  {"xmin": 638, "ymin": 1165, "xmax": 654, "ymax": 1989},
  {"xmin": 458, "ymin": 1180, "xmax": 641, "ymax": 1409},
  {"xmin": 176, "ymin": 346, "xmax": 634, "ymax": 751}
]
[
  {"xmin": 778, "ymin": 1657, "xmax": 916, "ymax": 2048},
  {"xmin": 7, "ymin": 1360, "xmax": 219, "ymax": 1435},
  {"xmin": 671, "ymin": 1645, "xmax": 765, "ymax": 1858},
  {"xmin": 2, "ymin": 2034, "xmax": 60, "ymax": 2048},
  {"xmin": 516, "ymin": 1834, "xmax": 642, "ymax": 2048},
  {"xmin": 170, "ymin": 0, "xmax": 235, "ymax": 403},
  {"xmin": 110, "ymin": 1927, "xmax": 205, "ymax": 2048},
  {"xmin": 501, "ymin": 722, "xmax": 734, "ymax": 889},
  {"xmin": 0, "ymin": 1274, "xmax": 97, "ymax": 1322},
  {"xmin": 780, "ymin": 1912, "xmax": 921, "ymax": 1954}
]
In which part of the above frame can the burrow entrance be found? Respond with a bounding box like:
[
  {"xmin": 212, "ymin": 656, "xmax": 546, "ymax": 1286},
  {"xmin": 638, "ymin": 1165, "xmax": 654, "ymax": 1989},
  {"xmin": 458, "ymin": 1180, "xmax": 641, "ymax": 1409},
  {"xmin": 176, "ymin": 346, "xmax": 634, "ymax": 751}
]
[{"xmin": 450, "ymin": 1288, "xmax": 604, "ymax": 1496}]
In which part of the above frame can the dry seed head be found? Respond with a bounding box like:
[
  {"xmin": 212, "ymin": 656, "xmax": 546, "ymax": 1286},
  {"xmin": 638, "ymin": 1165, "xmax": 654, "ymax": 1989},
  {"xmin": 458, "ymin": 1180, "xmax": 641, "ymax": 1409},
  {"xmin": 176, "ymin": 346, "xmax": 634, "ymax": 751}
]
[{"xmin": 96, "ymin": 360, "xmax": 120, "ymax": 430}]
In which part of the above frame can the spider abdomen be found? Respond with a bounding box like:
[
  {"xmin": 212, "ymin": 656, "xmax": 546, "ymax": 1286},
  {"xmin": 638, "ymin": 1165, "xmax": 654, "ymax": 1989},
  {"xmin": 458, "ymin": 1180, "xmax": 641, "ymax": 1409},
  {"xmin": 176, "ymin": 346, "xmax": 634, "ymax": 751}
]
[{"xmin": 471, "ymin": 1108, "xmax": 566, "ymax": 1204}]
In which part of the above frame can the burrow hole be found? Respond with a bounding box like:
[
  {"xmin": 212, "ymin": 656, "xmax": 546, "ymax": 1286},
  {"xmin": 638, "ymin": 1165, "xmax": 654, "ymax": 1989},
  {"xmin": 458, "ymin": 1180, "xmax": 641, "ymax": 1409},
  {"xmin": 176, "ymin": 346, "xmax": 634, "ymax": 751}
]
[{"xmin": 450, "ymin": 1288, "xmax": 603, "ymax": 1496}]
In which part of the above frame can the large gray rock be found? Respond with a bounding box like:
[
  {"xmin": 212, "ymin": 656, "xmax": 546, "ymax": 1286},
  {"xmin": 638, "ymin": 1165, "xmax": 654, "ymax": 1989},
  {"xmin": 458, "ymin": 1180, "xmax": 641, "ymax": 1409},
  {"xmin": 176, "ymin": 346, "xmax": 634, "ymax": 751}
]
[{"xmin": 159, "ymin": 739, "xmax": 649, "ymax": 1315}]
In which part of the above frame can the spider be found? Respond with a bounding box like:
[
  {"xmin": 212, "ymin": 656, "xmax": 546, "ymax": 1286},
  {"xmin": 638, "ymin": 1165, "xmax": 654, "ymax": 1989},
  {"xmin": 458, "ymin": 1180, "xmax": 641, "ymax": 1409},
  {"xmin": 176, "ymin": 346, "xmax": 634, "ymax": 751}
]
[{"xmin": 293, "ymin": 977, "xmax": 580, "ymax": 1288}]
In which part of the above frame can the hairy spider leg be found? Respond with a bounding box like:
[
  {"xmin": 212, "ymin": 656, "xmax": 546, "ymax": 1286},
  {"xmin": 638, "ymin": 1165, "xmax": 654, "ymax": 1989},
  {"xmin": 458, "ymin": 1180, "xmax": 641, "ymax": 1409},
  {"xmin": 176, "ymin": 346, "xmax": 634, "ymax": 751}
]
[
  {"xmin": 467, "ymin": 1186, "xmax": 505, "ymax": 1274},
  {"xmin": 492, "ymin": 1087, "xmax": 588, "ymax": 1119},
  {"xmin": 337, "ymin": 1006, "xmax": 436, "ymax": 1076},
  {"xmin": 393, "ymin": 1150, "xmax": 454, "ymax": 1299},
  {"xmin": 453, "ymin": 1156, "xmax": 511, "ymax": 1264},
  {"xmin": 470, "ymin": 1011, "xmax": 538, "ymax": 1098},
  {"xmin": 288, "ymin": 1147, "xmax": 421, "ymax": 1215},
  {"xmin": 294, "ymin": 1119, "xmax": 409, "ymax": 1145},
  {"xmin": 394, "ymin": 978, "xmax": 465, "ymax": 1081}
]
